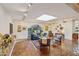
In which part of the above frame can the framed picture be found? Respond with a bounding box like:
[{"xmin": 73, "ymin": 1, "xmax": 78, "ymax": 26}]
[
  {"xmin": 17, "ymin": 25, "xmax": 22, "ymax": 32},
  {"xmin": 23, "ymin": 27, "xmax": 26, "ymax": 30},
  {"xmin": 45, "ymin": 25, "xmax": 49, "ymax": 31}
]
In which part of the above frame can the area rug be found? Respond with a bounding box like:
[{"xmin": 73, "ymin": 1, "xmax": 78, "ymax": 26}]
[{"xmin": 32, "ymin": 40, "xmax": 40, "ymax": 49}]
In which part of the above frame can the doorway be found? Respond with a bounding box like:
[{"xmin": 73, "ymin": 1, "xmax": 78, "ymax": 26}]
[{"xmin": 10, "ymin": 23, "xmax": 13, "ymax": 34}]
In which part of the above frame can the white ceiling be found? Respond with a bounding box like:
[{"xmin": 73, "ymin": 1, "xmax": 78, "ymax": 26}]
[{"xmin": 1, "ymin": 3, "xmax": 79, "ymax": 22}]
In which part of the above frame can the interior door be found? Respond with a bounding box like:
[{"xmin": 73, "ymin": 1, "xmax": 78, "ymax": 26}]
[{"xmin": 10, "ymin": 23, "xmax": 13, "ymax": 34}]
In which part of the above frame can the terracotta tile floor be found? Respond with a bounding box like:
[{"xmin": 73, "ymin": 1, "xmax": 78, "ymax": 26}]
[{"xmin": 11, "ymin": 39, "xmax": 75, "ymax": 56}]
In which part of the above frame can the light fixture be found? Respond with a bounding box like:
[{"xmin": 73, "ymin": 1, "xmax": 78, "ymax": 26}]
[
  {"xmin": 24, "ymin": 13, "xmax": 27, "ymax": 16},
  {"xmin": 28, "ymin": 3, "xmax": 32, "ymax": 7},
  {"xmin": 36, "ymin": 14, "xmax": 56, "ymax": 21},
  {"xmin": 22, "ymin": 3, "xmax": 32, "ymax": 20}
]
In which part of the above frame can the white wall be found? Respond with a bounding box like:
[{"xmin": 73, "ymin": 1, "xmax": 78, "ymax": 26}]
[
  {"xmin": 0, "ymin": 5, "xmax": 10, "ymax": 34},
  {"xmin": 64, "ymin": 21, "xmax": 72, "ymax": 40},
  {"xmin": 50, "ymin": 19, "xmax": 72, "ymax": 40},
  {"xmin": 12, "ymin": 21, "xmax": 27, "ymax": 39},
  {"xmin": 13, "ymin": 21, "xmax": 42, "ymax": 39}
]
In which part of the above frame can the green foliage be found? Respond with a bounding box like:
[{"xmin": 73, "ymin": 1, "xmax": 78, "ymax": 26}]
[{"xmin": 0, "ymin": 34, "xmax": 13, "ymax": 56}]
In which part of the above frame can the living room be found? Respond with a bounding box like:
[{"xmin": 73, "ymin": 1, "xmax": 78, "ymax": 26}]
[{"xmin": 0, "ymin": 3, "xmax": 79, "ymax": 56}]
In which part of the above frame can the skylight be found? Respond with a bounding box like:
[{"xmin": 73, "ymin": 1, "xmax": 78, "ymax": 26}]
[{"xmin": 37, "ymin": 14, "xmax": 56, "ymax": 21}]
